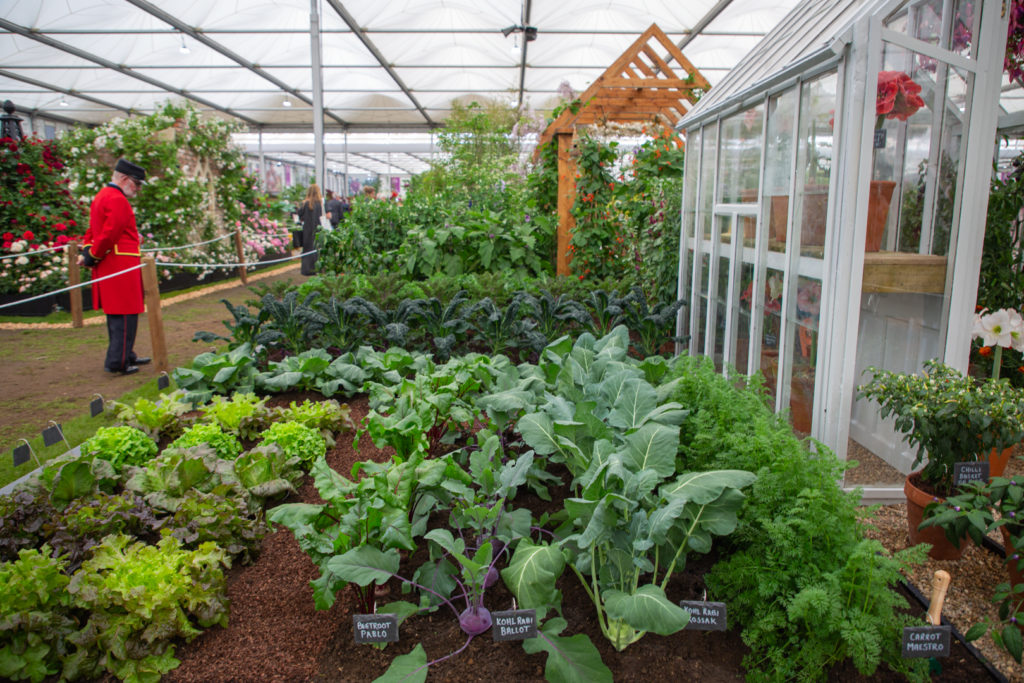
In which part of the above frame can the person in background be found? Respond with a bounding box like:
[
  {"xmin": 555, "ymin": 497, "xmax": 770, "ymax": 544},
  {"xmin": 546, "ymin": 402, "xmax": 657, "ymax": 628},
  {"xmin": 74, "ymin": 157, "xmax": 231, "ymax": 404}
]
[
  {"xmin": 362, "ymin": 185, "xmax": 377, "ymax": 200},
  {"xmin": 296, "ymin": 183, "xmax": 323, "ymax": 276},
  {"xmin": 325, "ymin": 189, "xmax": 345, "ymax": 229},
  {"xmin": 80, "ymin": 158, "xmax": 151, "ymax": 376}
]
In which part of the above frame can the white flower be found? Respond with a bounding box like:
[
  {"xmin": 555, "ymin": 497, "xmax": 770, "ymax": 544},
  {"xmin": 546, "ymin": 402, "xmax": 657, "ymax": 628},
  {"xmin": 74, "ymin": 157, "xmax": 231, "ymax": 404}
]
[
  {"xmin": 10, "ymin": 241, "xmax": 26, "ymax": 253},
  {"xmin": 974, "ymin": 308, "xmax": 1024, "ymax": 349},
  {"xmin": 14, "ymin": 256, "xmax": 28, "ymax": 266}
]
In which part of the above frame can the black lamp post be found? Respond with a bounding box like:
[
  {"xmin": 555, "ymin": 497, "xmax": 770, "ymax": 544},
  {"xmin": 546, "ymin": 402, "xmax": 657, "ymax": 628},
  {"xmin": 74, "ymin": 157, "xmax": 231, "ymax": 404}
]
[{"xmin": 1, "ymin": 100, "xmax": 25, "ymax": 141}]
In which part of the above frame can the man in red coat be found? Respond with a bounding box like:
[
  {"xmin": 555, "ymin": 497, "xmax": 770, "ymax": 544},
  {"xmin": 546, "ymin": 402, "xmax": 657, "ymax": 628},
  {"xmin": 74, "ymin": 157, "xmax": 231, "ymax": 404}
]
[{"xmin": 80, "ymin": 158, "xmax": 151, "ymax": 375}]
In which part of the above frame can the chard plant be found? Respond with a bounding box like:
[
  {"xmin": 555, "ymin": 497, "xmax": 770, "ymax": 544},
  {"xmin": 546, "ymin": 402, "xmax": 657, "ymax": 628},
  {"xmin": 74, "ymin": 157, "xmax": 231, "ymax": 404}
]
[
  {"xmin": 256, "ymin": 348, "xmax": 334, "ymax": 394},
  {"xmin": 172, "ymin": 343, "xmax": 258, "ymax": 406},
  {"xmin": 360, "ymin": 353, "xmax": 509, "ymax": 459},
  {"xmin": 269, "ymin": 453, "xmax": 470, "ymax": 613}
]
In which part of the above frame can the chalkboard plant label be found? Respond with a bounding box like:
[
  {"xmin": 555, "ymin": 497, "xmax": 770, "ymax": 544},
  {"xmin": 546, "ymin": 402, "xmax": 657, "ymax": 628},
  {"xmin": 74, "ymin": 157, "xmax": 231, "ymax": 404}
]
[
  {"xmin": 42, "ymin": 423, "xmax": 63, "ymax": 447},
  {"xmin": 12, "ymin": 443, "xmax": 30, "ymax": 467},
  {"xmin": 953, "ymin": 461, "xmax": 988, "ymax": 487},
  {"xmin": 158, "ymin": 374, "xmax": 171, "ymax": 390},
  {"xmin": 678, "ymin": 601, "xmax": 727, "ymax": 631},
  {"xmin": 352, "ymin": 614, "xmax": 398, "ymax": 644},
  {"xmin": 491, "ymin": 609, "xmax": 537, "ymax": 641},
  {"xmin": 90, "ymin": 397, "xmax": 105, "ymax": 417},
  {"xmin": 901, "ymin": 625, "xmax": 951, "ymax": 658}
]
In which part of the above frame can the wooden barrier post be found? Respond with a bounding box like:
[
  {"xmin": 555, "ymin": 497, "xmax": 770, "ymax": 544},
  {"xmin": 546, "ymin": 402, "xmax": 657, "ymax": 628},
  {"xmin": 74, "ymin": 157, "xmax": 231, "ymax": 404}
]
[
  {"xmin": 67, "ymin": 242, "xmax": 83, "ymax": 328},
  {"xmin": 233, "ymin": 228, "xmax": 248, "ymax": 285},
  {"xmin": 140, "ymin": 255, "xmax": 169, "ymax": 374}
]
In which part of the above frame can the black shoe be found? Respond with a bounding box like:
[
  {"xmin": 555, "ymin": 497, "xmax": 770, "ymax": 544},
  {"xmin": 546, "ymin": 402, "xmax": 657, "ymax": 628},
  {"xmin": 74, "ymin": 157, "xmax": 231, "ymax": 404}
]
[
  {"xmin": 104, "ymin": 365, "xmax": 139, "ymax": 375},
  {"xmin": 133, "ymin": 357, "xmax": 152, "ymax": 365}
]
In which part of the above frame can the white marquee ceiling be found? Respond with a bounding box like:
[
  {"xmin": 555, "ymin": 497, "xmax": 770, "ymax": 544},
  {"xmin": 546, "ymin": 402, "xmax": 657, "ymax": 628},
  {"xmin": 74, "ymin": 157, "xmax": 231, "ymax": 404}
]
[{"xmin": 0, "ymin": 0, "xmax": 802, "ymax": 132}]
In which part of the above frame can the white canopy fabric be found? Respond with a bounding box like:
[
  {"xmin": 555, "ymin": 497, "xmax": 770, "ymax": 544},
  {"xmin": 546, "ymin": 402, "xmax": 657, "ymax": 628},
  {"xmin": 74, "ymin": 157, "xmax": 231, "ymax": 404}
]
[{"xmin": 0, "ymin": 0, "xmax": 802, "ymax": 131}]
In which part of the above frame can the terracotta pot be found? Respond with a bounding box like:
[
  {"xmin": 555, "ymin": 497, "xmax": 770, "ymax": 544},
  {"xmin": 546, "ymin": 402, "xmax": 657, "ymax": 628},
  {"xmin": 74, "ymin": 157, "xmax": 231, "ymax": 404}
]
[
  {"xmin": 904, "ymin": 471, "xmax": 967, "ymax": 561},
  {"xmin": 990, "ymin": 445, "xmax": 1015, "ymax": 479},
  {"xmin": 865, "ymin": 180, "xmax": 896, "ymax": 252}
]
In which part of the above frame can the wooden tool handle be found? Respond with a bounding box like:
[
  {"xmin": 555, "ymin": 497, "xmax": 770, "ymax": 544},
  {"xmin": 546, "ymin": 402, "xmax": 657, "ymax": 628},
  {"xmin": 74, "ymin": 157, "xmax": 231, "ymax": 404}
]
[{"xmin": 927, "ymin": 570, "xmax": 951, "ymax": 626}]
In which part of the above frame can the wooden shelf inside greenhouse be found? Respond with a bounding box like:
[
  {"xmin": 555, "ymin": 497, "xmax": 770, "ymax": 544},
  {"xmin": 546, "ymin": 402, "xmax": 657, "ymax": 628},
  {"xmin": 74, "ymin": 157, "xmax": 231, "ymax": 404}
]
[{"xmin": 861, "ymin": 252, "xmax": 947, "ymax": 294}]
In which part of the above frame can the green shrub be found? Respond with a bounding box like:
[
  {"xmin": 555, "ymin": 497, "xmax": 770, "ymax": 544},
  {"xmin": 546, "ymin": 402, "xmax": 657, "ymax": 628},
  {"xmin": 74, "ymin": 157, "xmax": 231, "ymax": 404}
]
[
  {"xmin": 257, "ymin": 421, "xmax": 326, "ymax": 464},
  {"xmin": 169, "ymin": 424, "xmax": 242, "ymax": 461},
  {"xmin": 79, "ymin": 426, "xmax": 158, "ymax": 471}
]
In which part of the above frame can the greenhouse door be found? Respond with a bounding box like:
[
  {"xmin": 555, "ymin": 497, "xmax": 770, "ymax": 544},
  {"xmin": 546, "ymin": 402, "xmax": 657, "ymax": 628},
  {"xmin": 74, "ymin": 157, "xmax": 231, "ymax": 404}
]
[{"xmin": 695, "ymin": 207, "xmax": 759, "ymax": 375}]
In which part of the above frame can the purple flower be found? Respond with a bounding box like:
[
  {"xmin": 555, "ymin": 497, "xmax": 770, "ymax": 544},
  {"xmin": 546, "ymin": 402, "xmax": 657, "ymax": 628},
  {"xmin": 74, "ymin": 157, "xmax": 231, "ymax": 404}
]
[
  {"xmin": 954, "ymin": 506, "xmax": 961, "ymax": 512},
  {"xmin": 1011, "ymin": 511, "xmax": 1017, "ymax": 518},
  {"xmin": 524, "ymin": 213, "xmax": 531, "ymax": 222},
  {"xmin": 488, "ymin": 233, "xmax": 495, "ymax": 239}
]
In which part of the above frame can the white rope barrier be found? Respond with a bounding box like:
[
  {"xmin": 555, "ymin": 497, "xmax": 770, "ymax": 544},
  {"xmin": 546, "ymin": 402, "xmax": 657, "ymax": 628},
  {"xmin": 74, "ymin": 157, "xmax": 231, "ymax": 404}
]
[
  {"xmin": 0, "ymin": 264, "xmax": 144, "ymax": 310},
  {"xmin": 0, "ymin": 243, "xmax": 68, "ymax": 261},
  {"xmin": 142, "ymin": 232, "xmax": 234, "ymax": 253},
  {"xmin": 156, "ymin": 249, "xmax": 315, "ymax": 270}
]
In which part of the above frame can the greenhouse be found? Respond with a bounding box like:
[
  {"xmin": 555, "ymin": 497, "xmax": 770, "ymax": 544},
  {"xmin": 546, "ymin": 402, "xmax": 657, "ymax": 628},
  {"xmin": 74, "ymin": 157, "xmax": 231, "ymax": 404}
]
[{"xmin": 5, "ymin": 0, "xmax": 1024, "ymax": 681}]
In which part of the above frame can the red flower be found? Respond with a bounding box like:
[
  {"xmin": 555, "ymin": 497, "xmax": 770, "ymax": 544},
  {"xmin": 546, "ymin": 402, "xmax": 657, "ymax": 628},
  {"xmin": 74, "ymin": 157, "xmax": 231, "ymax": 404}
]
[
  {"xmin": 876, "ymin": 71, "xmax": 924, "ymax": 121},
  {"xmin": 22, "ymin": 230, "xmax": 34, "ymax": 241},
  {"xmin": 53, "ymin": 223, "xmax": 67, "ymax": 232},
  {"xmin": 2, "ymin": 232, "xmax": 12, "ymax": 241},
  {"xmin": 979, "ymin": 346, "xmax": 993, "ymax": 357}
]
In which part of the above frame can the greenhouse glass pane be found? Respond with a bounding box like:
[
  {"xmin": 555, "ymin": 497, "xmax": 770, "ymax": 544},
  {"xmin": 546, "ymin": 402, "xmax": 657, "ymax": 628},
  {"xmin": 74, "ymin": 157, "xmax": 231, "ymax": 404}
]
[
  {"xmin": 734, "ymin": 261, "xmax": 754, "ymax": 374},
  {"xmin": 764, "ymin": 89, "xmax": 797, "ymax": 254},
  {"xmin": 701, "ymin": 122, "xmax": 719, "ymax": 241},
  {"xmin": 795, "ymin": 73, "xmax": 837, "ymax": 258},
  {"xmin": 758, "ymin": 267, "xmax": 784, "ymax": 402},
  {"xmin": 719, "ymin": 107, "xmax": 762, "ymax": 206}
]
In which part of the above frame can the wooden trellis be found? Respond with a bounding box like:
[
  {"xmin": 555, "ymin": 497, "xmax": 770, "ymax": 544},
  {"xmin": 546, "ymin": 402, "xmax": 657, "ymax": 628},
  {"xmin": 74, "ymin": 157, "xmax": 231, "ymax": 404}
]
[{"xmin": 536, "ymin": 23, "xmax": 710, "ymax": 276}]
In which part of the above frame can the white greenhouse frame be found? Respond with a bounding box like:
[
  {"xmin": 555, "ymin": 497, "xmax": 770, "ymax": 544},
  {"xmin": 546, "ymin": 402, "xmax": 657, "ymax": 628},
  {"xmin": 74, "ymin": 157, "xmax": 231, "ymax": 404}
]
[{"xmin": 676, "ymin": 0, "xmax": 1012, "ymax": 498}]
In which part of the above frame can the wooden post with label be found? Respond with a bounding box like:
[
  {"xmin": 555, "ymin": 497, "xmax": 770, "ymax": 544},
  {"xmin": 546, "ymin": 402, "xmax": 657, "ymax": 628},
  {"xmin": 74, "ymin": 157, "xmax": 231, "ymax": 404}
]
[
  {"xmin": 140, "ymin": 255, "xmax": 169, "ymax": 374},
  {"xmin": 67, "ymin": 241, "xmax": 83, "ymax": 328},
  {"xmin": 233, "ymin": 228, "xmax": 248, "ymax": 285},
  {"xmin": 556, "ymin": 132, "xmax": 577, "ymax": 277}
]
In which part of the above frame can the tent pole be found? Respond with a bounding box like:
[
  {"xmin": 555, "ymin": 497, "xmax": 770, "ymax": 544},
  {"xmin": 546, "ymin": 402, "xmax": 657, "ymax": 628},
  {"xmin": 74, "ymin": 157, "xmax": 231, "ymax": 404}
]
[{"xmin": 309, "ymin": 0, "xmax": 325, "ymax": 188}]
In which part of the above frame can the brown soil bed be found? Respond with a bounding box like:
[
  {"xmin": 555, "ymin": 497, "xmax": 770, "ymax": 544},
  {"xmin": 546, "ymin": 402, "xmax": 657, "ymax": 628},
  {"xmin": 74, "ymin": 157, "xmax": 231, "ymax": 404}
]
[{"xmin": 164, "ymin": 395, "xmax": 1001, "ymax": 683}]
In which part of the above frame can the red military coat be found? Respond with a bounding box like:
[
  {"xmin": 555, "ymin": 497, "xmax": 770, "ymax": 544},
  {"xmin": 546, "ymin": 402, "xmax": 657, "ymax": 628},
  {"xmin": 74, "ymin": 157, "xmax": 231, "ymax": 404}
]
[{"xmin": 83, "ymin": 184, "xmax": 144, "ymax": 314}]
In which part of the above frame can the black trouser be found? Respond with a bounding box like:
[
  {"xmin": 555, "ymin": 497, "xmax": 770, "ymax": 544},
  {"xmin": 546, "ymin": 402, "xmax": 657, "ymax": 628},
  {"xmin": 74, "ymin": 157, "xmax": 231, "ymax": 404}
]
[
  {"xmin": 105, "ymin": 313, "xmax": 139, "ymax": 371},
  {"xmin": 301, "ymin": 222, "xmax": 318, "ymax": 276}
]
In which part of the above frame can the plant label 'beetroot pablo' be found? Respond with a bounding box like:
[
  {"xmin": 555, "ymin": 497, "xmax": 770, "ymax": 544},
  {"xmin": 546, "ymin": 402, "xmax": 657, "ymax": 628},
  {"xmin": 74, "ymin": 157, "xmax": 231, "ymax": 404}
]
[
  {"xmin": 678, "ymin": 601, "xmax": 727, "ymax": 631},
  {"xmin": 491, "ymin": 609, "xmax": 537, "ymax": 641},
  {"xmin": 352, "ymin": 614, "xmax": 398, "ymax": 643}
]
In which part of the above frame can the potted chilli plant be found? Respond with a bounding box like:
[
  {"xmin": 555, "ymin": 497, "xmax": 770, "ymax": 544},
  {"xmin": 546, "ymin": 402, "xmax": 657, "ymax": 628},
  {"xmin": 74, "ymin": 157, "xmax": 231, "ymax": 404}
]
[
  {"xmin": 859, "ymin": 360, "xmax": 1024, "ymax": 560},
  {"xmin": 921, "ymin": 476, "xmax": 1024, "ymax": 662}
]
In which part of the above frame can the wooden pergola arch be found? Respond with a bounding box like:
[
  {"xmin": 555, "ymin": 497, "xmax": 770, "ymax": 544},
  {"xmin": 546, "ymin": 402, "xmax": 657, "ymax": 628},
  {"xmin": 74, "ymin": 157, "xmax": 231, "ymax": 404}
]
[{"xmin": 535, "ymin": 23, "xmax": 711, "ymax": 275}]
